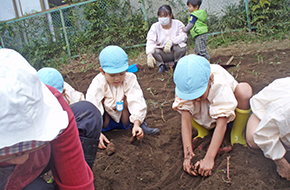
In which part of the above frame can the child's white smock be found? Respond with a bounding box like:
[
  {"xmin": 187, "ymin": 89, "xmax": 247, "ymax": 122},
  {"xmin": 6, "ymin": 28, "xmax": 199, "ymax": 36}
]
[
  {"xmin": 146, "ymin": 19, "xmax": 187, "ymax": 55},
  {"xmin": 86, "ymin": 72, "xmax": 147, "ymax": 124},
  {"xmin": 63, "ymin": 81, "xmax": 85, "ymax": 105},
  {"xmin": 251, "ymin": 77, "xmax": 290, "ymax": 160},
  {"xmin": 172, "ymin": 64, "xmax": 238, "ymax": 129}
]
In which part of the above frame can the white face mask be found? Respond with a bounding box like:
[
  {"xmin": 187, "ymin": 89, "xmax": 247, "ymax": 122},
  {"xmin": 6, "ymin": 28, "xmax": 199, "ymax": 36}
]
[{"xmin": 158, "ymin": 17, "xmax": 170, "ymax": 26}]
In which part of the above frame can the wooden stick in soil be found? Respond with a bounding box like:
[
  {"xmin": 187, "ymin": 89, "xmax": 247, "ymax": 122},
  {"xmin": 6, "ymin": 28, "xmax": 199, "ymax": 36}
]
[
  {"xmin": 227, "ymin": 156, "xmax": 231, "ymax": 180},
  {"xmin": 226, "ymin": 56, "xmax": 234, "ymax": 65},
  {"xmin": 161, "ymin": 108, "xmax": 166, "ymax": 122}
]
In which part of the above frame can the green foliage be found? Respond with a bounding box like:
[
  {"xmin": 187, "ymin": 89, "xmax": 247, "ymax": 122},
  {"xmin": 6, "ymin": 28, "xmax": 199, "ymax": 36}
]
[
  {"xmin": 248, "ymin": 0, "xmax": 290, "ymax": 37},
  {"xmin": 207, "ymin": 1, "xmax": 247, "ymax": 33},
  {"xmin": 1, "ymin": 14, "xmax": 68, "ymax": 70},
  {"xmin": 75, "ymin": 0, "xmax": 149, "ymax": 54},
  {"xmin": 1, "ymin": 0, "xmax": 290, "ymax": 70}
]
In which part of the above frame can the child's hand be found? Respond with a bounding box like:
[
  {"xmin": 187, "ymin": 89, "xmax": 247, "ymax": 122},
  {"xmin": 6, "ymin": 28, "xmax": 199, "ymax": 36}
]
[
  {"xmin": 274, "ymin": 157, "xmax": 290, "ymax": 180},
  {"xmin": 194, "ymin": 157, "xmax": 214, "ymax": 177},
  {"xmin": 132, "ymin": 125, "xmax": 144, "ymax": 140},
  {"xmin": 183, "ymin": 155, "xmax": 198, "ymax": 176},
  {"xmin": 98, "ymin": 133, "xmax": 110, "ymax": 149}
]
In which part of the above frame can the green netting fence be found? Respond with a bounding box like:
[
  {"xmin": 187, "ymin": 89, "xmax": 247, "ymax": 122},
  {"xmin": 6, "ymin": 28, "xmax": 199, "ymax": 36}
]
[{"xmin": 0, "ymin": 0, "xmax": 289, "ymax": 68}]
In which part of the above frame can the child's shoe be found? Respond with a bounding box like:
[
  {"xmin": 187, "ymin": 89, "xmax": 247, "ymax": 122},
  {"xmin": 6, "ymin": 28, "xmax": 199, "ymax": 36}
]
[{"xmin": 140, "ymin": 121, "xmax": 160, "ymax": 135}]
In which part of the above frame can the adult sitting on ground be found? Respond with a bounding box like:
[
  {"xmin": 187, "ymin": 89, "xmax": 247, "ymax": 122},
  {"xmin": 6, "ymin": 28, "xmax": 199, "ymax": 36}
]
[
  {"xmin": 146, "ymin": 4, "xmax": 187, "ymax": 73},
  {"xmin": 0, "ymin": 48, "xmax": 95, "ymax": 190},
  {"xmin": 246, "ymin": 77, "xmax": 290, "ymax": 181}
]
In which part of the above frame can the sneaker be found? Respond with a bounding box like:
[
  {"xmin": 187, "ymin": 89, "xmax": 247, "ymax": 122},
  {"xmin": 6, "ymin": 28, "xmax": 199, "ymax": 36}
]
[
  {"xmin": 158, "ymin": 64, "xmax": 167, "ymax": 73},
  {"xmin": 140, "ymin": 121, "xmax": 160, "ymax": 135}
]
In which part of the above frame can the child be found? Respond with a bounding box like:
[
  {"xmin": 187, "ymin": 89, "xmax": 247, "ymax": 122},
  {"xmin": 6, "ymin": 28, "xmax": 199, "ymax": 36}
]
[
  {"xmin": 38, "ymin": 67, "xmax": 85, "ymax": 104},
  {"xmin": 172, "ymin": 54, "xmax": 252, "ymax": 176},
  {"xmin": 86, "ymin": 45, "xmax": 160, "ymax": 149},
  {"xmin": 183, "ymin": 0, "xmax": 210, "ymax": 60},
  {"xmin": 38, "ymin": 68, "xmax": 101, "ymax": 168},
  {"xmin": 246, "ymin": 77, "xmax": 290, "ymax": 180}
]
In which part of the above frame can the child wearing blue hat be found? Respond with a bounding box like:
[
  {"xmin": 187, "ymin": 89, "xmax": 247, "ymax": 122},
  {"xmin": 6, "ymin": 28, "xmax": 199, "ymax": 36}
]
[
  {"xmin": 38, "ymin": 67, "xmax": 101, "ymax": 169},
  {"xmin": 38, "ymin": 67, "xmax": 85, "ymax": 104},
  {"xmin": 172, "ymin": 54, "xmax": 252, "ymax": 177},
  {"xmin": 86, "ymin": 45, "xmax": 160, "ymax": 150}
]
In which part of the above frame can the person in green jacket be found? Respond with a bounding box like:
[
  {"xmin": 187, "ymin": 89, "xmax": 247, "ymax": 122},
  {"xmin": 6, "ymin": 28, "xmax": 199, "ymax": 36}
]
[{"xmin": 183, "ymin": 0, "xmax": 210, "ymax": 61}]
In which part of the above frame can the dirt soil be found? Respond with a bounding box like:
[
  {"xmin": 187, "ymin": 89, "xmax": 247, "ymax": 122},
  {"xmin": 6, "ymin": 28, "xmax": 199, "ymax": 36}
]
[{"xmin": 62, "ymin": 39, "xmax": 290, "ymax": 190}]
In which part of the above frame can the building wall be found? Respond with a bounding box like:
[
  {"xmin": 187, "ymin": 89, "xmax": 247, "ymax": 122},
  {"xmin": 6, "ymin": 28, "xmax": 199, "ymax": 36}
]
[
  {"xmin": 0, "ymin": 0, "xmax": 16, "ymax": 21},
  {"xmin": 0, "ymin": 0, "xmax": 50, "ymax": 21}
]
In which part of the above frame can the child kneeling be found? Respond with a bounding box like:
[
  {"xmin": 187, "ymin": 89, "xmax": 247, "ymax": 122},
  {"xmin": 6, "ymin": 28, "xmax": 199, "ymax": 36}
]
[
  {"xmin": 172, "ymin": 54, "xmax": 252, "ymax": 176},
  {"xmin": 87, "ymin": 45, "xmax": 160, "ymax": 149}
]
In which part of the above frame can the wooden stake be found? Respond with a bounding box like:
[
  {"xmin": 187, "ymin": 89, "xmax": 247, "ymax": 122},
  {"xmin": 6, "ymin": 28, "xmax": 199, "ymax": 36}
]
[
  {"xmin": 227, "ymin": 156, "xmax": 231, "ymax": 180},
  {"xmin": 226, "ymin": 56, "xmax": 234, "ymax": 65}
]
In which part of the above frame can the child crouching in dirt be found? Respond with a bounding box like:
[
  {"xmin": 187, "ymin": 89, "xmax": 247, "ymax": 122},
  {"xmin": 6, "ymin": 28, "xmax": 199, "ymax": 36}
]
[
  {"xmin": 38, "ymin": 67, "xmax": 85, "ymax": 105},
  {"xmin": 172, "ymin": 54, "xmax": 252, "ymax": 176},
  {"xmin": 38, "ymin": 67, "xmax": 102, "ymax": 169},
  {"xmin": 86, "ymin": 45, "xmax": 160, "ymax": 150},
  {"xmin": 246, "ymin": 77, "xmax": 290, "ymax": 180}
]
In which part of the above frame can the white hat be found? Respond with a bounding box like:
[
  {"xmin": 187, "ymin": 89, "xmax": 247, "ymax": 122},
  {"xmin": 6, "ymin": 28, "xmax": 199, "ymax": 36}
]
[{"xmin": 0, "ymin": 48, "xmax": 68, "ymax": 155}]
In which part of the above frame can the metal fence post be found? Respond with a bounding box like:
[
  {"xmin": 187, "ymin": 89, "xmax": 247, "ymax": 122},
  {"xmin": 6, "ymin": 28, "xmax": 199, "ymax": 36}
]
[
  {"xmin": 141, "ymin": 0, "xmax": 148, "ymax": 30},
  {"xmin": 59, "ymin": 8, "xmax": 71, "ymax": 57},
  {"xmin": 0, "ymin": 37, "xmax": 5, "ymax": 48},
  {"xmin": 244, "ymin": 0, "xmax": 252, "ymax": 30}
]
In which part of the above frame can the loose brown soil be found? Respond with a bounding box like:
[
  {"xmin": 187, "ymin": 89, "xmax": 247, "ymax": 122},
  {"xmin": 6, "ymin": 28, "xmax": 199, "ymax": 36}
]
[{"xmin": 62, "ymin": 39, "xmax": 290, "ymax": 190}]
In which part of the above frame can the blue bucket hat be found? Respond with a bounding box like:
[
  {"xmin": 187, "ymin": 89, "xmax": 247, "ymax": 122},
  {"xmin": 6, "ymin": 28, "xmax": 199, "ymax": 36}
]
[
  {"xmin": 173, "ymin": 54, "xmax": 211, "ymax": 100},
  {"xmin": 38, "ymin": 67, "xmax": 64, "ymax": 93},
  {"xmin": 99, "ymin": 45, "xmax": 129, "ymax": 74}
]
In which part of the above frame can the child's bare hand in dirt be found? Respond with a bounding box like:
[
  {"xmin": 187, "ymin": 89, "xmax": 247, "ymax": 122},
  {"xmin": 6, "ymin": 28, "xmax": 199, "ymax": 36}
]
[
  {"xmin": 183, "ymin": 153, "xmax": 197, "ymax": 176},
  {"xmin": 98, "ymin": 133, "xmax": 110, "ymax": 149},
  {"xmin": 274, "ymin": 157, "xmax": 290, "ymax": 180},
  {"xmin": 194, "ymin": 157, "xmax": 214, "ymax": 177},
  {"xmin": 132, "ymin": 125, "xmax": 144, "ymax": 140}
]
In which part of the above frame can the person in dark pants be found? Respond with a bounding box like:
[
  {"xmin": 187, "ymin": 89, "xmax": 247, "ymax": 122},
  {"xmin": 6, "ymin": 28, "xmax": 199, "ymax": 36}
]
[{"xmin": 70, "ymin": 101, "xmax": 102, "ymax": 169}]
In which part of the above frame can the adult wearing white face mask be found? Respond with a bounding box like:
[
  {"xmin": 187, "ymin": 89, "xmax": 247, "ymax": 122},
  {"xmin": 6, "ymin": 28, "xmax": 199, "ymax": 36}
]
[{"xmin": 146, "ymin": 5, "xmax": 188, "ymax": 73}]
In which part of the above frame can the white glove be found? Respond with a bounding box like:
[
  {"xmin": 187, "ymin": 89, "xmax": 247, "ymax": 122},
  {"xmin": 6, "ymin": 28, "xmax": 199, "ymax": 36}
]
[
  {"xmin": 164, "ymin": 41, "xmax": 173, "ymax": 53},
  {"xmin": 147, "ymin": 54, "xmax": 156, "ymax": 68}
]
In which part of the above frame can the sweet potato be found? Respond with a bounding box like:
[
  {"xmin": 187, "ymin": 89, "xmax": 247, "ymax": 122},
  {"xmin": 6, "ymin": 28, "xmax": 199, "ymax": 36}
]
[{"xmin": 105, "ymin": 142, "xmax": 115, "ymax": 156}]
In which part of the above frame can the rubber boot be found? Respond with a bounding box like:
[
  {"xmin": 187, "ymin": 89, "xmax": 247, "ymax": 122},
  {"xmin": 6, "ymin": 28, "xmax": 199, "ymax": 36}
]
[
  {"xmin": 191, "ymin": 118, "xmax": 209, "ymax": 139},
  {"xmin": 230, "ymin": 108, "xmax": 251, "ymax": 146},
  {"xmin": 140, "ymin": 121, "xmax": 160, "ymax": 135},
  {"xmin": 80, "ymin": 136, "xmax": 99, "ymax": 169}
]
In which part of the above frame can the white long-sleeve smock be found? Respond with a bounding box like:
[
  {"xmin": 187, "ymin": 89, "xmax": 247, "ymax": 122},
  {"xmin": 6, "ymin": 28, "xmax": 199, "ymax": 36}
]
[
  {"xmin": 146, "ymin": 19, "xmax": 187, "ymax": 55},
  {"xmin": 251, "ymin": 77, "xmax": 290, "ymax": 160},
  {"xmin": 63, "ymin": 81, "xmax": 85, "ymax": 105},
  {"xmin": 172, "ymin": 64, "xmax": 238, "ymax": 129},
  {"xmin": 86, "ymin": 72, "xmax": 147, "ymax": 124}
]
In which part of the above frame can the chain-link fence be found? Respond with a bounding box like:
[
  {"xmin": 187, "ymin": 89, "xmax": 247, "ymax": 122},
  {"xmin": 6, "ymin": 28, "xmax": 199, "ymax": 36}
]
[{"xmin": 1, "ymin": 0, "xmax": 288, "ymax": 68}]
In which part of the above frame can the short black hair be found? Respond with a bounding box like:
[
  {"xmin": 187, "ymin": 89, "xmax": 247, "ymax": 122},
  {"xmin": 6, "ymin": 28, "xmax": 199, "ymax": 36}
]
[{"xmin": 187, "ymin": 0, "xmax": 202, "ymax": 7}]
